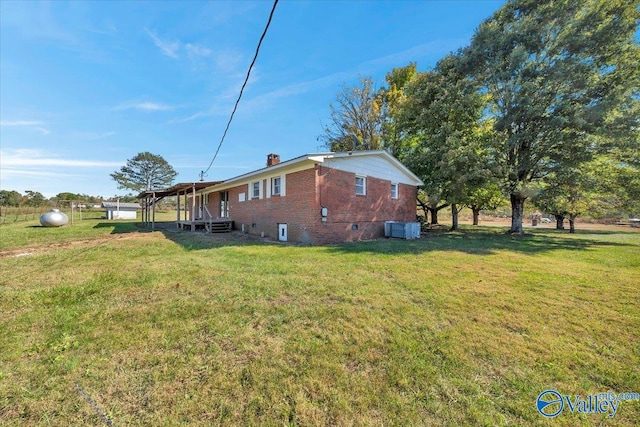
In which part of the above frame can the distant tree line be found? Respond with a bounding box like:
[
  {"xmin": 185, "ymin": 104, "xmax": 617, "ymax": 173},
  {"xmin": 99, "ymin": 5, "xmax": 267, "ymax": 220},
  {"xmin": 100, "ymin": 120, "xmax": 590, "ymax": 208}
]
[
  {"xmin": 0, "ymin": 190, "xmax": 141, "ymax": 208},
  {"xmin": 321, "ymin": 0, "xmax": 639, "ymax": 233}
]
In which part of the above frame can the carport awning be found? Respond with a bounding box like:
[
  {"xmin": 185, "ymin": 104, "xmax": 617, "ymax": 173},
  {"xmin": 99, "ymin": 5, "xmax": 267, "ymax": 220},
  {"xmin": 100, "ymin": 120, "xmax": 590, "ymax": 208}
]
[{"xmin": 137, "ymin": 181, "xmax": 223, "ymax": 201}]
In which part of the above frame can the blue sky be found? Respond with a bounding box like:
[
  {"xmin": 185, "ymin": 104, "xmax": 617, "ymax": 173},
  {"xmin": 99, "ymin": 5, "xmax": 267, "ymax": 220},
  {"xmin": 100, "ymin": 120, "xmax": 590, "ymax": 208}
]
[{"xmin": 1, "ymin": 0, "xmax": 504, "ymax": 199}]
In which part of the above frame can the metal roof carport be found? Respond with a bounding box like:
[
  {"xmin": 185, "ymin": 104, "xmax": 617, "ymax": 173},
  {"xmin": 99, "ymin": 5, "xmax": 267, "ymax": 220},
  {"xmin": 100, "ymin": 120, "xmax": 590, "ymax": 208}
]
[{"xmin": 137, "ymin": 181, "xmax": 223, "ymax": 230}]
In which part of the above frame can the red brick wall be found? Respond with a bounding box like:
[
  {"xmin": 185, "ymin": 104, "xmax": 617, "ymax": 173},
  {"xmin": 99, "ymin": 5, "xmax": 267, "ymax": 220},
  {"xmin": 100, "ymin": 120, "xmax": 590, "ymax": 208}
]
[
  {"xmin": 220, "ymin": 168, "xmax": 320, "ymax": 243},
  {"xmin": 314, "ymin": 166, "xmax": 417, "ymax": 244},
  {"xmin": 202, "ymin": 165, "xmax": 417, "ymax": 245}
]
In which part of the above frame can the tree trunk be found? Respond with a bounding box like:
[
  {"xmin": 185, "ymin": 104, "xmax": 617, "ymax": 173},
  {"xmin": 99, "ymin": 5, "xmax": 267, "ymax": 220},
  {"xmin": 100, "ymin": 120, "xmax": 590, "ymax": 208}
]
[
  {"xmin": 416, "ymin": 198, "xmax": 428, "ymax": 219},
  {"xmin": 569, "ymin": 215, "xmax": 576, "ymax": 234},
  {"xmin": 509, "ymin": 192, "xmax": 526, "ymax": 234},
  {"xmin": 429, "ymin": 207, "xmax": 438, "ymax": 225},
  {"xmin": 427, "ymin": 203, "xmax": 449, "ymax": 225},
  {"xmin": 555, "ymin": 214, "xmax": 565, "ymax": 230},
  {"xmin": 472, "ymin": 206, "xmax": 480, "ymax": 226},
  {"xmin": 450, "ymin": 203, "xmax": 459, "ymax": 231}
]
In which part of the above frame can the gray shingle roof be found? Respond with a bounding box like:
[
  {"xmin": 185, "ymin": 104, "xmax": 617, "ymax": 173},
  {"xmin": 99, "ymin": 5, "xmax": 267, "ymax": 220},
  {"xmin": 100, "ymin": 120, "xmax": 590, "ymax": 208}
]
[{"xmin": 102, "ymin": 202, "xmax": 140, "ymax": 209}]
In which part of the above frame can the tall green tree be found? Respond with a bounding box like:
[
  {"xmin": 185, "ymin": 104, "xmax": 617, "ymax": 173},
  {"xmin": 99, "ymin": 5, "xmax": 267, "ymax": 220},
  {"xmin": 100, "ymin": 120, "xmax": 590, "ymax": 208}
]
[
  {"xmin": 110, "ymin": 152, "xmax": 177, "ymax": 193},
  {"xmin": 463, "ymin": 0, "xmax": 640, "ymax": 234},
  {"xmin": 380, "ymin": 63, "xmax": 418, "ymax": 158},
  {"xmin": 55, "ymin": 192, "xmax": 82, "ymax": 201},
  {"xmin": 24, "ymin": 190, "xmax": 46, "ymax": 207},
  {"xmin": 320, "ymin": 77, "xmax": 385, "ymax": 151},
  {"xmin": 0, "ymin": 190, "xmax": 22, "ymax": 207},
  {"xmin": 533, "ymin": 167, "xmax": 593, "ymax": 233},
  {"xmin": 466, "ymin": 183, "xmax": 505, "ymax": 226},
  {"xmin": 398, "ymin": 54, "xmax": 495, "ymax": 230}
]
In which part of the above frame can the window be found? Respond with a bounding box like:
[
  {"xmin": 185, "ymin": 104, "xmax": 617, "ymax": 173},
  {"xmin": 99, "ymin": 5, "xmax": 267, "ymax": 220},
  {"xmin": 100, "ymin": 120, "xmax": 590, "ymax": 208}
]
[
  {"xmin": 252, "ymin": 181, "xmax": 260, "ymax": 199},
  {"xmin": 220, "ymin": 191, "xmax": 229, "ymax": 217},
  {"xmin": 391, "ymin": 183, "xmax": 398, "ymax": 199},
  {"xmin": 272, "ymin": 177, "xmax": 281, "ymax": 195},
  {"xmin": 239, "ymin": 192, "xmax": 246, "ymax": 202},
  {"xmin": 355, "ymin": 176, "xmax": 366, "ymax": 195}
]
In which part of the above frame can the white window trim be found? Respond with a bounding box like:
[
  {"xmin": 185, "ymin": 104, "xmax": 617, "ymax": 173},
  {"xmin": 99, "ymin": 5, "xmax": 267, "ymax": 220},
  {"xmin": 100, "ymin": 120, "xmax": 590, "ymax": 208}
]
[
  {"xmin": 391, "ymin": 182, "xmax": 398, "ymax": 199},
  {"xmin": 250, "ymin": 181, "xmax": 261, "ymax": 199},
  {"xmin": 281, "ymin": 174, "xmax": 286, "ymax": 196},
  {"xmin": 356, "ymin": 175, "xmax": 366, "ymax": 195},
  {"xmin": 271, "ymin": 176, "xmax": 282, "ymax": 196}
]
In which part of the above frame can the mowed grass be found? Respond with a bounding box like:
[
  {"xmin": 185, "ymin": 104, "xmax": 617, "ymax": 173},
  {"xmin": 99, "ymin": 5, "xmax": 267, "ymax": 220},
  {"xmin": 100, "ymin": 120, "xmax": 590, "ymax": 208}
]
[{"xmin": 1, "ymin": 219, "xmax": 639, "ymax": 426}]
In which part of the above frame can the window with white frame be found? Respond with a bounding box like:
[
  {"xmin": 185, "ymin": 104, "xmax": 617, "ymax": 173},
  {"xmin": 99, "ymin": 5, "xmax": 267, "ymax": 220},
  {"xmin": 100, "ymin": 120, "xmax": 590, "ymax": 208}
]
[
  {"xmin": 252, "ymin": 181, "xmax": 260, "ymax": 199},
  {"xmin": 220, "ymin": 191, "xmax": 229, "ymax": 217},
  {"xmin": 355, "ymin": 176, "xmax": 366, "ymax": 195},
  {"xmin": 272, "ymin": 176, "xmax": 281, "ymax": 196},
  {"xmin": 391, "ymin": 183, "xmax": 398, "ymax": 199}
]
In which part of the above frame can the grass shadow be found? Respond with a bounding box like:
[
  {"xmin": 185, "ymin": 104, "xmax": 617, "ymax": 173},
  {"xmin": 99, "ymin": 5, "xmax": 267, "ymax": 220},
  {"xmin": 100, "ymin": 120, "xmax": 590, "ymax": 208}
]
[
  {"xmin": 93, "ymin": 222, "xmax": 144, "ymax": 234},
  {"xmin": 127, "ymin": 220, "xmax": 279, "ymax": 251},
  {"xmin": 325, "ymin": 226, "xmax": 637, "ymax": 256},
  {"xmin": 159, "ymin": 229, "xmax": 281, "ymax": 251},
  {"xmin": 143, "ymin": 223, "xmax": 638, "ymax": 256}
]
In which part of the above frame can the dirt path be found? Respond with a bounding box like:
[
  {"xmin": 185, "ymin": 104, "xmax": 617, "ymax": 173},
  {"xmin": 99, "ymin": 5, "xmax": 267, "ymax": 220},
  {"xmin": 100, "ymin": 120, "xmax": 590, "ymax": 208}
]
[{"xmin": 0, "ymin": 232, "xmax": 146, "ymax": 259}]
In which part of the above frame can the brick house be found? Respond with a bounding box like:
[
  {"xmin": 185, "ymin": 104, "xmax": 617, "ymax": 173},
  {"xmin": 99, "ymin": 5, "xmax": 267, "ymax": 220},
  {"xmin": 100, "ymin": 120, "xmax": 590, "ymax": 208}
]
[{"xmin": 191, "ymin": 150, "xmax": 423, "ymax": 244}]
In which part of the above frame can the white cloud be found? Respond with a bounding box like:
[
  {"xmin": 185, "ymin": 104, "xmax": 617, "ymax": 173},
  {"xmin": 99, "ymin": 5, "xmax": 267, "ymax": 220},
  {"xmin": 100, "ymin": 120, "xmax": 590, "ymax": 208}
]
[
  {"xmin": 169, "ymin": 40, "xmax": 465, "ymax": 124},
  {"xmin": 0, "ymin": 120, "xmax": 45, "ymax": 126},
  {"xmin": 145, "ymin": 28, "xmax": 179, "ymax": 58},
  {"xmin": 85, "ymin": 131, "xmax": 116, "ymax": 140},
  {"xmin": 0, "ymin": 168, "xmax": 77, "ymax": 179},
  {"xmin": 214, "ymin": 50, "xmax": 243, "ymax": 74},
  {"xmin": 146, "ymin": 29, "xmax": 211, "ymax": 61},
  {"xmin": 113, "ymin": 101, "xmax": 174, "ymax": 111},
  {"xmin": 185, "ymin": 43, "xmax": 211, "ymax": 57},
  {"xmin": 362, "ymin": 39, "xmax": 466, "ymax": 69},
  {"xmin": 1, "ymin": 149, "xmax": 123, "ymax": 168},
  {"xmin": 201, "ymin": 40, "xmax": 466, "ymax": 115},
  {"xmin": 1, "ymin": 120, "xmax": 51, "ymax": 135}
]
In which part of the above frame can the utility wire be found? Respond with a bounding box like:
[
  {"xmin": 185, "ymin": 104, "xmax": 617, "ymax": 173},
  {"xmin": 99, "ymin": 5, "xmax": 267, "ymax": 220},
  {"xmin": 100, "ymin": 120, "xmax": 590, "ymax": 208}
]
[{"xmin": 201, "ymin": 0, "xmax": 279, "ymax": 179}]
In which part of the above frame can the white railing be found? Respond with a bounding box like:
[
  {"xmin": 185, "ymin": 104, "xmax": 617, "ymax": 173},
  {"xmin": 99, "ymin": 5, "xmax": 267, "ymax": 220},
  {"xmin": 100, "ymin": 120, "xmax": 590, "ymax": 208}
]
[{"xmin": 203, "ymin": 205, "xmax": 214, "ymax": 232}]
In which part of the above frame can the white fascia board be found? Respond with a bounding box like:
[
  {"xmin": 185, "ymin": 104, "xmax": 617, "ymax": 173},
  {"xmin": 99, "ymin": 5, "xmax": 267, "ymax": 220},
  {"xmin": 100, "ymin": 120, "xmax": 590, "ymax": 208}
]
[
  {"xmin": 200, "ymin": 154, "xmax": 329, "ymax": 194},
  {"xmin": 197, "ymin": 150, "xmax": 422, "ymax": 195},
  {"xmin": 325, "ymin": 150, "xmax": 424, "ymax": 186}
]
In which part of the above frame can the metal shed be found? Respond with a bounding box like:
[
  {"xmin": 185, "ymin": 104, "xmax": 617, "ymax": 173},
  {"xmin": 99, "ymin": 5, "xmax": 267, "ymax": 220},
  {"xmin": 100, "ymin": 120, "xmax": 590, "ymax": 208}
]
[{"xmin": 102, "ymin": 201, "xmax": 140, "ymax": 220}]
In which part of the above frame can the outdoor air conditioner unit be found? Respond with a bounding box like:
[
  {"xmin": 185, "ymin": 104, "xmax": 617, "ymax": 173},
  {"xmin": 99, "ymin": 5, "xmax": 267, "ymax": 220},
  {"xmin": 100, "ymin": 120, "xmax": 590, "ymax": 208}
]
[{"xmin": 384, "ymin": 221, "xmax": 421, "ymax": 239}]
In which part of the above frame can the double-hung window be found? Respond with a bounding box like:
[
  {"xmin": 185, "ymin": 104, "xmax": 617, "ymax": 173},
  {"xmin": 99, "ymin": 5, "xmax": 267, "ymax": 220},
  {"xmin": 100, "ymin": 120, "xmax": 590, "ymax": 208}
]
[
  {"xmin": 252, "ymin": 181, "xmax": 260, "ymax": 199},
  {"xmin": 272, "ymin": 177, "xmax": 281, "ymax": 196},
  {"xmin": 391, "ymin": 183, "xmax": 398, "ymax": 199},
  {"xmin": 355, "ymin": 176, "xmax": 366, "ymax": 195}
]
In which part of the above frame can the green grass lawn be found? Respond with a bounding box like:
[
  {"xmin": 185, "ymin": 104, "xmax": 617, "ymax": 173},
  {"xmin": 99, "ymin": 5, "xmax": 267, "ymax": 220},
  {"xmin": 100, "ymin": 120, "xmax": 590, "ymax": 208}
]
[{"xmin": 1, "ymin": 218, "xmax": 638, "ymax": 426}]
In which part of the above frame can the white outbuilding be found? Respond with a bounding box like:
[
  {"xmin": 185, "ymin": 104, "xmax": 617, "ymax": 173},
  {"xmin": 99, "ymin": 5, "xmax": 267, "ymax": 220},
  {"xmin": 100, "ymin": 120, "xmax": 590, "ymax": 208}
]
[{"xmin": 102, "ymin": 201, "xmax": 140, "ymax": 220}]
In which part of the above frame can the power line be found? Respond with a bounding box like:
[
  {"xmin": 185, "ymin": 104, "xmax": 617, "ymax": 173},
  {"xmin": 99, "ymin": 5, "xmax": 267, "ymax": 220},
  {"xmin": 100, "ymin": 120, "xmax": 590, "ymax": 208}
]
[{"xmin": 201, "ymin": 0, "xmax": 279, "ymax": 180}]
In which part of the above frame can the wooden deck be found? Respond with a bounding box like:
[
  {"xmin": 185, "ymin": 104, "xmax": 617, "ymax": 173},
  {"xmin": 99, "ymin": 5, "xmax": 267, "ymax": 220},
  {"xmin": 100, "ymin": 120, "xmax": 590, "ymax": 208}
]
[{"xmin": 177, "ymin": 219, "xmax": 233, "ymax": 233}]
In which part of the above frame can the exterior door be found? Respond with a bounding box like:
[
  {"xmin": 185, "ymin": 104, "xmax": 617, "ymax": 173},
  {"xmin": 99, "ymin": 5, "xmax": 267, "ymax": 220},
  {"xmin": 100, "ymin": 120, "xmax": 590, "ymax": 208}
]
[{"xmin": 278, "ymin": 223, "xmax": 287, "ymax": 242}]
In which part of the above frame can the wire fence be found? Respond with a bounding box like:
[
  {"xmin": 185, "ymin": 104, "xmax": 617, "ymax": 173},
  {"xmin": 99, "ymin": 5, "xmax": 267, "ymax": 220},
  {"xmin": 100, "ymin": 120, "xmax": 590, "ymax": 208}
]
[
  {"xmin": 0, "ymin": 206, "xmax": 52, "ymax": 224},
  {"xmin": 0, "ymin": 206, "xmax": 103, "ymax": 225}
]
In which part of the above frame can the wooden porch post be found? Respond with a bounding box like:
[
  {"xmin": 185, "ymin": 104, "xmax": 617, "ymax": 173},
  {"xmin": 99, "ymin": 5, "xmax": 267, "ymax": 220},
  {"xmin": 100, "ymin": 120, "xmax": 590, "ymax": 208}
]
[
  {"xmin": 176, "ymin": 189, "xmax": 181, "ymax": 228},
  {"xmin": 152, "ymin": 191, "xmax": 156, "ymax": 230},
  {"xmin": 184, "ymin": 191, "xmax": 187, "ymax": 221},
  {"xmin": 191, "ymin": 183, "xmax": 196, "ymax": 232}
]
